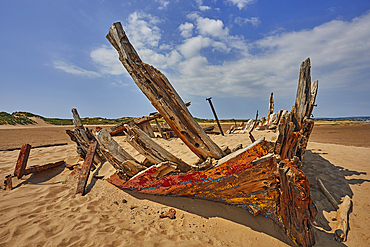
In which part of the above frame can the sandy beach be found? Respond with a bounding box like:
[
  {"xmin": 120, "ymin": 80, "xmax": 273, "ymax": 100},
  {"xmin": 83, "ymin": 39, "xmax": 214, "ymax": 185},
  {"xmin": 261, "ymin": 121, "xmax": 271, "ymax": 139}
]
[{"xmin": 0, "ymin": 121, "xmax": 369, "ymax": 246}]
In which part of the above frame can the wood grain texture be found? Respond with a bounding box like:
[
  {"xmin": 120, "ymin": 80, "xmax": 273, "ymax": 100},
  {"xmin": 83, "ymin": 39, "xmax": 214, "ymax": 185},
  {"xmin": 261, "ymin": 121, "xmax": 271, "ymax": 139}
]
[
  {"xmin": 107, "ymin": 22, "xmax": 224, "ymax": 161},
  {"xmin": 76, "ymin": 141, "xmax": 97, "ymax": 195},
  {"xmin": 95, "ymin": 128, "xmax": 145, "ymax": 176},
  {"xmin": 124, "ymin": 122, "xmax": 191, "ymax": 172}
]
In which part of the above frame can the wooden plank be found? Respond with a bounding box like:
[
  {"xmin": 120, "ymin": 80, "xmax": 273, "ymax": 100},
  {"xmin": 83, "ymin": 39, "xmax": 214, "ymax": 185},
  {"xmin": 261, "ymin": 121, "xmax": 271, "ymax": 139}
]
[
  {"xmin": 107, "ymin": 22, "xmax": 224, "ymax": 161},
  {"xmin": 76, "ymin": 141, "xmax": 98, "ymax": 195},
  {"xmin": 137, "ymin": 121, "xmax": 155, "ymax": 138},
  {"xmin": 124, "ymin": 122, "xmax": 192, "ymax": 172},
  {"xmin": 95, "ymin": 128, "xmax": 145, "ymax": 176},
  {"xmin": 293, "ymin": 58, "xmax": 311, "ymax": 130},
  {"xmin": 23, "ymin": 161, "xmax": 65, "ymax": 175},
  {"xmin": 14, "ymin": 144, "xmax": 31, "ymax": 179},
  {"xmin": 308, "ymin": 80, "xmax": 318, "ymax": 118},
  {"xmin": 71, "ymin": 108, "xmax": 89, "ymax": 143},
  {"xmin": 278, "ymin": 161, "xmax": 317, "ymax": 247}
]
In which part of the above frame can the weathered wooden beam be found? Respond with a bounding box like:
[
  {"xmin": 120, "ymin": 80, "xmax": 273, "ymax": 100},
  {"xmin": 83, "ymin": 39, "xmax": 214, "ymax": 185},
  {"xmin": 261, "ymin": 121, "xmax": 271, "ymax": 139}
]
[
  {"xmin": 76, "ymin": 141, "xmax": 97, "ymax": 195},
  {"xmin": 266, "ymin": 92, "xmax": 274, "ymax": 124},
  {"xmin": 124, "ymin": 122, "xmax": 192, "ymax": 172},
  {"xmin": 293, "ymin": 58, "xmax": 311, "ymax": 130},
  {"xmin": 307, "ymin": 80, "xmax": 318, "ymax": 118},
  {"xmin": 95, "ymin": 128, "xmax": 145, "ymax": 176},
  {"xmin": 279, "ymin": 161, "xmax": 317, "ymax": 247},
  {"xmin": 71, "ymin": 108, "xmax": 89, "ymax": 143},
  {"xmin": 107, "ymin": 22, "xmax": 224, "ymax": 161},
  {"xmin": 14, "ymin": 144, "xmax": 31, "ymax": 179},
  {"xmin": 23, "ymin": 161, "xmax": 65, "ymax": 175}
]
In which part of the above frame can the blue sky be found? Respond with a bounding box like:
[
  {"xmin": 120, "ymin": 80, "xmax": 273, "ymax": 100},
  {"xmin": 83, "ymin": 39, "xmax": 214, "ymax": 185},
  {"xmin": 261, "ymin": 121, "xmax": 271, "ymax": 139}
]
[{"xmin": 1, "ymin": 0, "xmax": 370, "ymax": 119}]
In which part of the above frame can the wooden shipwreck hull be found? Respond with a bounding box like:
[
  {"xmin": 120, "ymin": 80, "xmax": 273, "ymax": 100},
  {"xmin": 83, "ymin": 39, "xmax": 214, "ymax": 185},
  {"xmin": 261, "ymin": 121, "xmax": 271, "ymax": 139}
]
[{"xmin": 80, "ymin": 22, "xmax": 319, "ymax": 246}]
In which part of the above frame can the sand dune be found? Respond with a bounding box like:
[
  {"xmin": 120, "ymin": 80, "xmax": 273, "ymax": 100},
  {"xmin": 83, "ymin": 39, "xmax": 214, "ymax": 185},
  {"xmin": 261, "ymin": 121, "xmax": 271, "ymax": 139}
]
[{"xmin": 0, "ymin": 124, "xmax": 369, "ymax": 246}]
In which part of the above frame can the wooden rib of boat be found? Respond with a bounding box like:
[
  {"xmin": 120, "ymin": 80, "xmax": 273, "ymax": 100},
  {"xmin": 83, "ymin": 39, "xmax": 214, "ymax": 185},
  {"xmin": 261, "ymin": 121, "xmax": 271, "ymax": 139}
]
[{"xmin": 76, "ymin": 22, "xmax": 320, "ymax": 247}]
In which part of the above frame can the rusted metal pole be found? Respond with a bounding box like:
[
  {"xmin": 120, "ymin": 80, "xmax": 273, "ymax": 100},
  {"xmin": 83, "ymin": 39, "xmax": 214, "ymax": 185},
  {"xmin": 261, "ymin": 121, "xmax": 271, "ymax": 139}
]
[
  {"xmin": 206, "ymin": 97, "xmax": 224, "ymax": 136},
  {"xmin": 23, "ymin": 161, "xmax": 66, "ymax": 175}
]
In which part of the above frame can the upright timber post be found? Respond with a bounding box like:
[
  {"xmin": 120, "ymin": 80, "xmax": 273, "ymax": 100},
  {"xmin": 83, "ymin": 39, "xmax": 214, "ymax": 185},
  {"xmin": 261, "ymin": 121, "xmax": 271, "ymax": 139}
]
[
  {"xmin": 206, "ymin": 97, "xmax": 224, "ymax": 136},
  {"xmin": 107, "ymin": 22, "xmax": 224, "ymax": 161}
]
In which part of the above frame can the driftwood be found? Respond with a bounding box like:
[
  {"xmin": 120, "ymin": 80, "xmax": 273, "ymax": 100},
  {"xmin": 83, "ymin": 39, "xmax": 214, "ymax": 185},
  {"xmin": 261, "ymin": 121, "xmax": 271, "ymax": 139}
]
[
  {"xmin": 124, "ymin": 122, "xmax": 192, "ymax": 172},
  {"xmin": 335, "ymin": 195, "xmax": 351, "ymax": 242},
  {"xmin": 95, "ymin": 128, "xmax": 145, "ymax": 177},
  {"xmin": 4, "ymin": 175, "xmax": 13, "ymax": 190},
  {"xmin": 107, "ymin": 22, "xmax": 224, "ymax": 161},
  {"xmin": 76, "ymin": 141, "xmax": 97, "ymax": 195}
]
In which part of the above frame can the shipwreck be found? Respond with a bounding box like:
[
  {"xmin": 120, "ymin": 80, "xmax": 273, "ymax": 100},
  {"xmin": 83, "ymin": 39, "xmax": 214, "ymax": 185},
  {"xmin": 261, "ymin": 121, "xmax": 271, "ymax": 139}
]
[{"xmin": 66, "ymin": 22, "xmax": 319, "ymax": 246}]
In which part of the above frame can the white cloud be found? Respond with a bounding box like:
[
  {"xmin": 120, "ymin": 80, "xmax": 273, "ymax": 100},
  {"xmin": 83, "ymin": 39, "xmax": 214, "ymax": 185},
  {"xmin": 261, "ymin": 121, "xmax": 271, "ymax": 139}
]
[
  {"xmin": 199, "ymin": 5, "xmax": 211, "ymax": 11},
  {"xmin": 234, "ymin": 16, "xmax": 261, "ymax": 27},
  {"xmin": 125, "ymin": 12, "xmax": 162, "ymax": 49},
  {"xmin": 53, "ymin": 61, "xmax": 100, "ymax": 77},
  {"xmin": 178, "ymin": 22, "xmax": 194, "ymax": 38},
  {"xmin": 226, "ymin": 0, "xmax": 256, "ymax": 10},
  {"xmin": 155, "ymin": 0, "xmax": 169, "ymax": 9},
  {"xmin": 196, "ymin": 17, "xmax": 229, "ymax": 38},
  {"xmin": 178, "ymin": 35, "xmax": 212, "ymax": 58},
  {"xmin": 90, "ymin": 45, "xmax": 126, "ymax": 75}
]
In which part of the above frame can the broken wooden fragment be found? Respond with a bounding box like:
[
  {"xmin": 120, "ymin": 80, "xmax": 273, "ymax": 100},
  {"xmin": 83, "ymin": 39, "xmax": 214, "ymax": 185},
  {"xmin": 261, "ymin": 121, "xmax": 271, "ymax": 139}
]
[
  {"xmin": 95, "ymin": 128, "xmax": 145, "ymax": 176},
  {"xmin": 107, "ymin": 22, "xmax": 224, "ymax": 161},
  {"xmin": 137, "ymin": 121, "xmax": 155, "ymax": 138},
  {"xmin": 266, "ymin": 92, "xmax": 274, "ymax": 125},
  {"xmin": 124, "ymin": 122, "xmax": 192, "ymax": 172},
  {"xmin": 14, "ymin": 144, "xmax": 31, "ymax": 179},
  {"xmin": 76, "ymin": 141, "xmax": 98, "ymax": 195},
  {"xmin": 334, "ymin": 195, "xmax": 351, "ymax": 242},
  {"xmin": 308, "ymin": 80, "xmax": 318, "ymax": 118},
  {"xmin": 317, "ymin": 178, "xmax": 339, "ymax": 210},
  {"xmin": 110, "ymin": 101, "xmax": 191, "ymax": 136},
  {"xmin": 72, "ymin": 108, "xmax": 89, "ymax": 143},
  {"xmin": 23, "ymin": 161, "xmax": 65, "ymax": 175},
  {"xmin": 4, "ymin": 175, "xmax": 13, "ymax": 190}
]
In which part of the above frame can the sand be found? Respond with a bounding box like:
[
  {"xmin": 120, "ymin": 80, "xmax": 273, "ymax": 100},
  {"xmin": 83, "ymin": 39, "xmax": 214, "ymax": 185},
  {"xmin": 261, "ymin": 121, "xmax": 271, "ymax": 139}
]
[{"xmin": 0, "ymin": 121, "xmax": 369, "ymax": 246}]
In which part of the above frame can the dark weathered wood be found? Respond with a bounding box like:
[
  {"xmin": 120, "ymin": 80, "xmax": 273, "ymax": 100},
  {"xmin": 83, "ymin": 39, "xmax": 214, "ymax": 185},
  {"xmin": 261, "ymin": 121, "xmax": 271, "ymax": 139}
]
[
  {"xmin": 14, "ymin": 144, "xmax": 31, "ymax": 179},
  {"xmin": 206, "ymin": 97, "xmax": 224, "ymax": 136},
  {"xmin": 71, "ymin": 108, "xmax": 89, "ymax": 143},
  {"xmin": 95, "ymin": 128, "xmax": 145, "ymax": 176},
  {"xmin": 76, "ymin": 141, "xmax": 97, "ymax": 195},
  {"xmin": 4, "ymin": 175, "xmax": 13, "ymax": 190},
  {"xmin": 124, "ymin": 122, "xmax": 192, "ymax": 172},
  {"xmin": 23, "ymin": 161, "xmax": 65, "ymax": 175},
  {"xmin": 266, "ymin": 92, "xmax": 274, "ymax": 125},
  {"xmin": 279, "ymin": 161, "xmax": 317, "ymax": 247},
  {"xmin": 107, "ymin": 22, "xmax": 224, "ymax": 161}
]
